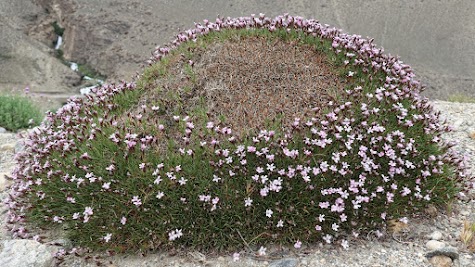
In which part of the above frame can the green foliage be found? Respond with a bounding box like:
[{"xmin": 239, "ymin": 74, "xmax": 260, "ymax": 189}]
[
  {"xmin": 0, "ymin": 94, "xmax": 43, "ymax": 132},
  {"xmin": 52, "ymin": 21, "xmax": 65, "ymax": 36},
  {"xmin": 77, "ymin": 63, "xmax": 106, "ymax": 80}
]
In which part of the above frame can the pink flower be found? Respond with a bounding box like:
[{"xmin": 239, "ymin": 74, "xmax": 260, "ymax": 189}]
[
  {"xmin": 294, "ymin": 240, "xmax": 302, "ymax": 249},
  {"xmin": 103, "ymin": 233, "xmax": 112, "ymax": 242},
  {"xmin": 83, "ymin": 207, "xmax": 93, "ymax": 216},
  {"xmin": 131, "ymin": 196, "xmax": 142, "ymax": 207},
  {"xmin": 120, "ymin": 217, "xmax": 127, "ymax": 225},
  {"xmin": 233, "ymin": 252, "xmax": 240, "ymax": 262}
]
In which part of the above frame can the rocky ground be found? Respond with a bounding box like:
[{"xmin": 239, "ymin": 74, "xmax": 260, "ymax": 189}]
[{"xmin": 0, "ymin": 100, "xmax": 474, "ymax": 267}]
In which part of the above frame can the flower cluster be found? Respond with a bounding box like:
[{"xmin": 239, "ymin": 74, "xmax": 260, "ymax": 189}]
[{"xmin": 3, "ymin": 13, "xmax": 473, "ymax": 256}]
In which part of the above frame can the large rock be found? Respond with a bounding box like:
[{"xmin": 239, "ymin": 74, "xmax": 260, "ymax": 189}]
[{"xmin": 0, "ymin": 239, "xmax": 58, "ymax": 267}]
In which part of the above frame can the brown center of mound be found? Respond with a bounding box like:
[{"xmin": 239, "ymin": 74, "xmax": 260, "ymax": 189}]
[
  {"xmin": 138, "ymin": 35, "xmax": 348, "ymax": 138},
  {"xmin": 193, "ymin": 36, "xmax": 346, "ymax": 135}
]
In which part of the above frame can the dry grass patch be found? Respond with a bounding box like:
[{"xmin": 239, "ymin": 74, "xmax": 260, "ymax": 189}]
[{"xmin": 132, "ymin": 35, "xmax": 347, "ymax": 140}]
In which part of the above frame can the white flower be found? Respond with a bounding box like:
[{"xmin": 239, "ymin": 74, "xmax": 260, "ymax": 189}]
[
  {"xmin": 399, "ymin": 217, "xmax": 409, "ymax": 224},
  {"xmin": 341, "ymin": 239, "xmax": 349, "ymax": 250},
  {"xmin": 233, "ymin": 252, "xmax": 240, "ymax": 262},
  {"xmin": 265, "ymin": 209, "xmax": 273, "ymax": 218},
  {"xmin": 103, "ymin": 233, "xmax": 112, "ymax": 243},
  {"xmin": 244, "ymin": 197, "xmax": 253, "ymax": 207},
  {"xmin": 276, "ymin": 219, "xmax": 284, "ymax": 228},
  {"xmin": 156, "ymin": 191, "xmax": 164, "ymax": 199},
  {"xmin": 323, "ymin": 234, "xmax": 332, "ymax": 244},
  {"xmin": 258, "ymin": 246, "xmax": 266, "ymax": 256},
  {"xmin": 332, "ymin": 223, "xmax": 339, "ymax": 232},
  {"xmin": 168, "ymin": 229, "xmax": 183, "ymax": 241}
]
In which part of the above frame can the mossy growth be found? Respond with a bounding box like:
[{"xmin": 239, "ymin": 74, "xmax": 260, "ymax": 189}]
[
  {"xmin": 52, "ymin": 21, "xmax": 65, "ymax": 37},
  {"xmin": 77, "ymin": 63, "xmax": 106, "ymax": 80},
  {"xmin": 6, "ymin": 15, "xmax": 472, "ymax": 257}
]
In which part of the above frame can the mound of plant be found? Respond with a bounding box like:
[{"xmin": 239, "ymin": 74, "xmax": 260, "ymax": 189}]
[
  {"xmin": 5, "ymin": 14, "xmax": 473, "ymax": 255},
  {"xmin": 0, "ymin": 93, "xmax": 43, "ymax": 132}
]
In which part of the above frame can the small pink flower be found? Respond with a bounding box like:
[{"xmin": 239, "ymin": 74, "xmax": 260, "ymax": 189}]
[
  {"xmin": 233, "ymin": 252, "xmax": 240, "ymax": 262},
  {"xmin": 131, "ymin": 196, "xmax": 142, "ymax": 207},
  {"xmin": 120, "ymin": 216, "xmax": 127, "ymax": 225},
  {"xmin": 294, "ymin": 240, "xmax": 302, "ymax": 249},
  {"xmin": 103, "ymin": 233, "xmax": 112, "ymax": 243}
]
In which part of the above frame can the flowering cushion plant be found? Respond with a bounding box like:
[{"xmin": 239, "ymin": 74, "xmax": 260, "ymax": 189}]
[{"xmin": 4, "ymin": 13, "xmax": 474, "ymax": 255}]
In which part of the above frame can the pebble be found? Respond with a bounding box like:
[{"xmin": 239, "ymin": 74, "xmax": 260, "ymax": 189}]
[
  {"xmin": 0, "ymin": 144, "xmax": 15, "ymax": 152},
  {"xmin": 429, "ymin": 231, "xmax": 443, "ymax": 241},
  {"xmin": 268, "ymin": 258, "xmax": 299, "ymax": 267},
  {"xmin": 426, "ymin": 240, "xmax": 446, "ymax": 250},
  {"xmin": 0, "ymin": 127, "xmax": 6, "ymax": 133},
  {"xmin": 426, "ymin": 246, "xmax": 459, "ymax": 261},
  {"xmin": 428, "ymin": 255, "xmax": 453, "ymax": 267}
]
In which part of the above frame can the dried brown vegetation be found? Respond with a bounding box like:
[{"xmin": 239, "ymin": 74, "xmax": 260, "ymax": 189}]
[{"xmin": 135, "ymin": 35, "xmax": 347, "ymax": 139}]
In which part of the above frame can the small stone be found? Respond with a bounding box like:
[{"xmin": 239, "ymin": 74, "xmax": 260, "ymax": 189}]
[
  {"xmin": 0, "ymin": 127, "xmax": 6, "ymax": 133},
  {"xmin": 469, "ymin": 131, "xmax": 475, "ymax": 140},
  {"xmin": 425, "ymin": 204, "xmax": 438, "ymax": 217},
  {"xmin": 15, "ymin": 141, "xmax": 25, "ymax": 154},
  {"xmin": 453, "ymin": 119, "xmax": 465, "ymax": 128},
  {"xmin": 0, "ymin": 172, "xmax": 12, "ymax": 191},
  {"xmin": 0, "ymin": 143, "xmax": 15, "ymax": 152},
  {"xmin": 428, "ymin": 255, "xmax": 453, "ymax": 267},
  {"xmin": 269, "ymin": 258, "xmax": 299, "ymax": 267},
  {"xmin": 460, "ymin": 210, "xmax": 470, "ymax": 216},
  {"xmin": 429, "ymin": 231, "xmax": 443, "ymax": 241},
  {"xmin": 426, "ymin": 240, "xmax": 446, "ymax": 250},
  {"xmin": 426, "ymin": 246, "xmax": 459, "ymax": 261}
]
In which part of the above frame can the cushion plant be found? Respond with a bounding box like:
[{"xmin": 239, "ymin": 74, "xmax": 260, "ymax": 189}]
[{"xmin": 5, "ymin": 14, "xmax": 473, "ymax": 256}]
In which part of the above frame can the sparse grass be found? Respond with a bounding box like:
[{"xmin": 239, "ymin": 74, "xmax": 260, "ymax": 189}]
[
  {"xmin": 77, "ymin": 63, "xmax": 106, "ymax": 80},
  {"xmin": 0, "ymin": 93, "xmax": 43, "ymax": 132},
  {"xmin": 6, "ymin": 15, "xmax": 472, "ymax": 259},
  {"xmin": 52, "ymin": 21, "xmax": 65, "ymax": 36},
  {"xmin": 447, "ymin": 93, "xmax": 475, "ymax": 103},
  {"xmin": 460, "ymin": 220, "xmax": 475, "ymax": 252}
]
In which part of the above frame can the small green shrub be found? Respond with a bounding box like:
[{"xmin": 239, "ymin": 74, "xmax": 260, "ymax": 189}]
[
  {"xmin": 76, "ymin": 63, "xmax": 106, "ymax": 80},
  {"xmin": 0, "ymin": 94, "xmax": 43, "ymax": 132},
  {"xmin": 52, "ymin": 21, "xmax": 65, "ymax": 36},
  {"xmin": 5, "ymin": 14, "xmax": 473, "ymax": 258}
]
